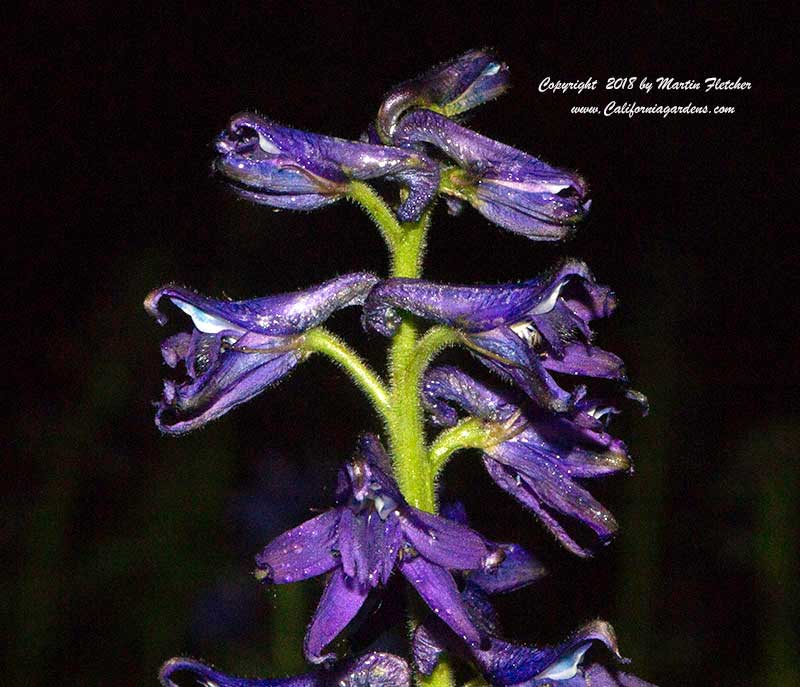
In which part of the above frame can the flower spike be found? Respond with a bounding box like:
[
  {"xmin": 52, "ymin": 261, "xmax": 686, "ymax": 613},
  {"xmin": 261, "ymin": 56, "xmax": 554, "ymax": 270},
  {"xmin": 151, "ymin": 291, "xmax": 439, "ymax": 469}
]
[
  {"xmin": 215, "ymin": 113, "xmax": 439, "ymax": 221},
  {"xmin": 376, "ymin": 49, "xmax": 510, "ymax": 143},
  {"xmin": 395, "ymin": 109, "xmax": 590, "ymax": 240},
  {"xmin": 145, "ymin": 272, "xmax": 378, "ymax": 434}
]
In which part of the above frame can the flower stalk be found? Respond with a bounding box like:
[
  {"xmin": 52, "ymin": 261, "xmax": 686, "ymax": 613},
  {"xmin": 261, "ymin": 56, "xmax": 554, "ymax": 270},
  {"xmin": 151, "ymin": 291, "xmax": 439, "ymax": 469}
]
[
  {"xmin": 302, "ymin": 327, "xmax": 391, "ymax": 416},
  {"xmin": 150, "ymin": 49, "xmax": 656, "ymax": 687}
]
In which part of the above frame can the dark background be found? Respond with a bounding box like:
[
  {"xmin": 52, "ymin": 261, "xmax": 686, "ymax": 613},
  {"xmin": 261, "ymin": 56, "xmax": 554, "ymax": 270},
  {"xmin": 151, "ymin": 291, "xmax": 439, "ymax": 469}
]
[{"xmin": 6, "ymin": 4, "xmax": 795, "ymax": 687}]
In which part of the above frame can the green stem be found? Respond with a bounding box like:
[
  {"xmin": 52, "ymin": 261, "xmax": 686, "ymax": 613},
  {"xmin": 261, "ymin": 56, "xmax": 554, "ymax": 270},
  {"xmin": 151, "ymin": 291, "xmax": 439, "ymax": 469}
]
[
  {"xmin": 350, "ymin": 194, "xmax": 455, "ymax": 687},
  {"xmin": 409, "ymin": 326, "xmax": 461, "ymax": 382},
  {"xmin": 303, "ymin": 327, "xmax": 390, "ymax": 417},
  {"xmin": 428, "ymin": 417, "xmax": 491, "ymax": 475},
  {"xmin": 347, "ymin": 181, "xmax": 403, "ymax": 252},
  {"xmin": 385, "ymin": 212, "xmax": 433, "ymax": 511}
]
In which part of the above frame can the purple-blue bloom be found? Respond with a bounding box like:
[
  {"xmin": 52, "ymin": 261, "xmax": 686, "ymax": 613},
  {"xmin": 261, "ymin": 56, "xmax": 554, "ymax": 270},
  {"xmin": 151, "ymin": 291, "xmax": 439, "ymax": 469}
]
[
  {"xmin": 214, "ymin": 113, "xmax": 439, "ymax": 221},
  {"xmin": 254, "ymin": 434, "xmax": 504, "ymax": 663},
  {"xmin": 159, "ymin": 651, "xmax": 410, "ymax": 687},
  {"xmin": 412, "ymin": 510, "xmax": 655, "ymax": 685},
  {"xmin": 375, "ymin": 49, "xmax": 510, "ymax": 143},
  {"xmin": 364, "ymin": 259, "xmax": 625, "ymax": 413},
  {"xmin": 423, "ymin": 366, "xmax": 642, "ymax": 557},
  {"xmin": 145, "ymin": 272, "xmax": 378, "ymax": 434},
  {"xmin": 393, "ymin": 109, "xmax": 590, "ymax": 240}
]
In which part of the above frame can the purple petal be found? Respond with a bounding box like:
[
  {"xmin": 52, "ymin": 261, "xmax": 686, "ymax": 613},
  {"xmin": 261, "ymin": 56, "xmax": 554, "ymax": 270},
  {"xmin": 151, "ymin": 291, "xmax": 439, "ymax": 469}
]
[
  {"xmin": 159, "ymin": 656, "xmax": 316, "ymax": 687},
  {"xmin": 335, "ymin": 653, "xmax": 412, "ymax": 687},
  {"xmin": 377, "ymin": 49, "xmax": 510, "ymax": 141},
  {"xmin": 159, "ymin": 653, "xmax": 411, "ymax": 687},
  {"xmin": 475, "ymin": 620, "xmax": 622, "ymax": 686},
  {"xmin": 439, "ymin": 500, "xmax": 468, "ymax": 524},
  {"xmin": 400, "ymin": 555, "xmax": 482, "ymax": 649},
  {"xmin": 155, "ymin": 337, "xmax": 302, "ymax": 435},
  {"xmin": 394, "ymin": 110, "xmax": 589, "ymax": 239},
  {"xmin": 483, "ymin": 453, "xmax": 617, "ymax": 557},
  {"xmin": 468, "ymin": 327, "xmax": 575, "ymax": 412},
  {"xmin": 543, "ymin": 343, "xmax": 626, "ymax": 380},
  {"xmin": 524, "ymin": 409, "xmax": 632, "ymax": 478},
  {"xmin": 467, "ymin": 543, "xmax": 547, "ymax": 595},
  {"xmin": 337, "ymin": 436, "xmax": 404, "ymax": 510},
  {"xmin": 146, "ymin": 273, "xmax": 378, "ymax": 336},
  {"xmin": 401, "ymin": 508, "xmax": 497, "ymax": 571},
  {"xmin": 304, "ymin": 568, "xmax": 369, "ymax": 663},
  {"xmin": 215, "ymin": 113, "xmax": 438, "ymax": 221},
  {"xmin": 362, "ymin": 259, "xmax": 599, "ymax": 336},
  {"xmin": 338, "ymin": 508, "xmax": 402, "ymax": 587},
  {"xmin": 412, "ymin": 620, "xmax": 445, "ymax": 676},
  {"xmin": 255, "ymin": 509, "xmax": 340, "ymax": 584},
  {"xmin": 422, "ymin": 366, "xmax": 517, "ymax": 426},
  {"xmin": 225, "ymin": 186, "xmax": 338, "ymax": 211}
]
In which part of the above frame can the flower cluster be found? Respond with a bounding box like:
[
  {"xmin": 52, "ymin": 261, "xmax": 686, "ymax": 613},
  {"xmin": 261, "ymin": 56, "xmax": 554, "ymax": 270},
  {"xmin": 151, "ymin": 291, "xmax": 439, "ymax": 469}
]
[{"xmin": 149, "ymin": 51, "xmax": 657, "ymax": 687}]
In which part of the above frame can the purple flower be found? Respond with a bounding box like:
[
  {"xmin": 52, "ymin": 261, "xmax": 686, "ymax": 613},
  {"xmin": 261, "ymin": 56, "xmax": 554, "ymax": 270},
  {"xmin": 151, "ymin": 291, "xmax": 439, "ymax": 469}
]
[
  {"xmin": 363, "ymin": 259, "xmax": 625, "ymax": 413},
  {"xmin": 144, "ymin": 272, "xmax": 377, "ymax": 434},
  {"xmin": 412, "ymin": 520, "xmax": 656, "ymax": 686},
  {"xmin": 375, "ymin": 49, "xmax": 510, "ymax": 143},
  {"xmin": 254, "ymin": 434, "xmax": 504, "ymax": 663},
  {"xmin": 214, "ymin": 113, "xmax": 438, "ymax": 221},
  {"xmin": 423, "ymin": 366, "xmax": 643, "ymax": 557},
  {"xmin": 159, "ymin": 651, "xmax": 410, "ymax": 687},
  {"xmin": 394, "ymin": 109, "xmax": 589, "ymax": 240}
]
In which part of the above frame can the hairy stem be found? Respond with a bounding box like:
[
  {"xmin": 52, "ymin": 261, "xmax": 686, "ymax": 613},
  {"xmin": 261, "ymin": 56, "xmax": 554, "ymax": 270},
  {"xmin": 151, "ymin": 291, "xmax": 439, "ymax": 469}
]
[
  {"xmin": 303, "ymin": 327, "xmax": 390, "ymax": 417},
  {"xmin": 347, "ymin": 181, "xmax": 404, "ymax": 252},
  {"xmin": 428, "ymin": 417, "xmax": 492, "ymax": 475},
  {"xmin": 351, "ymin": 197, "xmax": 454, "ymax": 687},
  {"xmin": 409, "ymin": 326, "xmax": 461, "ymax": 383}
]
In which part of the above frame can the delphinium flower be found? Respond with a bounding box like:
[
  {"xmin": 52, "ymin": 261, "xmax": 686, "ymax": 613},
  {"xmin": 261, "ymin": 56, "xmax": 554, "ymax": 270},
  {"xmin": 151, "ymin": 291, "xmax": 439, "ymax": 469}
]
[
  {"xmin": 374, "ymin": 49, "xmax": 510, "ymax": 144},
  {"xmin": 412, "ymin": 506, "xmax": 654, "ymax": 687},
  {"xmin": 421, "ymin": 366, "xmax": 644, "ymax": 557},
  {"xmin": 215, "ymin": 113, "xmax": 439, "ymax": 221},
  {"xmin": 363, "ymin": 259, "xmax": 626, "ymax": 413},
  {"xmin": 148, "ymin": 49, "xmax": 659, "ymax": 687},
  {"xmin": 160, "ymin": 651, "xmax": 410, "ymax": 687},
  {"xmin": 145, "ymin": 272, "xmax": 377, "ymax": 433},
  {"xmin": 392, "ymin": 109, "xmax": 590, "ymax": 240},
  {"xmin": 254, "ymin": 434, "xmax": 504, "ymax": 663}
]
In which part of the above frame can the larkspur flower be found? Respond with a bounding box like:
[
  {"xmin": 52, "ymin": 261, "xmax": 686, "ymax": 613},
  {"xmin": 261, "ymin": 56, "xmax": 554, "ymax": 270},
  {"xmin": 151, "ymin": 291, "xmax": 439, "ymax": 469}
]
[
  {"xmin": 214, "ymin": 113, "xmax": 438, "ymax": 221},
  {"xmin": 363, "ymin": 259, "xmax": 625, "ymax": 413},
  {"xmin": 393, "ymin": 109, "xmax": 590, "ymax": 240},
  {"xmin": 423, "ymin": 366, "xmax": 644, "ymax": 557},
  {"xmin": 159, "ymin": 651, "xmax": 410, "ymax": 687},
  {"xmin": 412, "ymin": 509, "xmax": 655, "ymax": 686},
  {"xmin": 375, "ymin": 49, "xmax": 510, "ymax": 143},
  {"xmin": 254, "ymin": 434, "xmax": 504, "ymax": 663},
  {"xmin": 144, "ymin": 272, "xmax": 377, "ymax": 434}
]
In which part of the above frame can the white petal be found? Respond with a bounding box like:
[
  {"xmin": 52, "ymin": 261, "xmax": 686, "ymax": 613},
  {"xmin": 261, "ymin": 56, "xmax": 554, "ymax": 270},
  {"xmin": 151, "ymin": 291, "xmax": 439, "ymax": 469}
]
[
  {"xmin": 171, "ymin": 299, "xmax": 244, "ymax": 335},
  {"xmin": 258, "ymin": 132, "xmax": 280, "ymax": 155},
  {"xmin": 535, "ymin": 642, "xmax": 591, "ymax": 681},
  {"xmin": 530, "ymin": 279, "xmax": 569, "ymax": 315}
]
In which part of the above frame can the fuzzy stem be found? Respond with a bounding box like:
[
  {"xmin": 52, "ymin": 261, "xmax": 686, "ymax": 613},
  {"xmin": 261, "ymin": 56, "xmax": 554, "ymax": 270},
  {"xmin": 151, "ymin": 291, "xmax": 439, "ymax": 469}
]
[
  {"xmin": 303, "ymin": 327, "xmax": 390, "ymax": 418},
  {"xmin": 428, "ymin": 417, "xmax": 492, "ymax": 475},
  {"xmin": 351, "ymin": 193, "xmax": 454, "ymax": 687},
  {"xmin": 347, "ymin": 181, "xmax": 404, "ymax": 252},
  {"xmin": 386, "ymin": 212, "xmax": 432, "ymax": 510}
]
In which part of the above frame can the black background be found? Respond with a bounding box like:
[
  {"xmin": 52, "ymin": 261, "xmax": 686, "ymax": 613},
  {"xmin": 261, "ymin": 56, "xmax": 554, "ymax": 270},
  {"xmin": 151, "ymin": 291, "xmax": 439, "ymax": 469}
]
[{"xmin": 7, "ymin": 4, "xmax": 795, "ymax": 687}]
